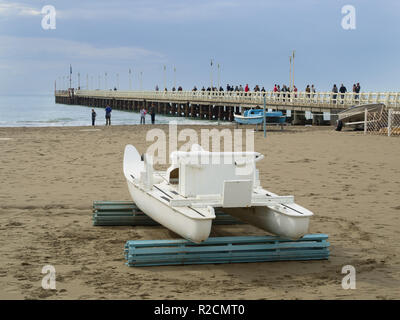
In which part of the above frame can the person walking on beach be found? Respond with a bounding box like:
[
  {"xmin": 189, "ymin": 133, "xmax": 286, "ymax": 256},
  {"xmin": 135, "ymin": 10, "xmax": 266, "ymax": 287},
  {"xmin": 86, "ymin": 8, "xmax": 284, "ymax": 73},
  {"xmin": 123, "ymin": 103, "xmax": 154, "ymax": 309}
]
[
  {"xmin": 105, "ymin": 105, "xmax": 112, "ymax": 126},
  {"xmin": 91, "ymin": 109, "xmax": 97, "ymax": 126},
  {"xmin": 150, "ymin": 105, "xmax": 156, "ymax": 124},
  {"xmin": 140, "ymin": 107, "xmax": 147, "ymax": 124}
]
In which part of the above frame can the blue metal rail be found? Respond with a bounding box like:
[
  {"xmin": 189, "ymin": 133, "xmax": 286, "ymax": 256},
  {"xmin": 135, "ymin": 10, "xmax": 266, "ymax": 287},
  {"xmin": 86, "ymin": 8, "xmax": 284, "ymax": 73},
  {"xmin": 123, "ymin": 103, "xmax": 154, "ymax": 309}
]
[
  {"xmin": 125, "ymin": 234, "xmax": 330, "ymax": 267},
  {"xmin": 92, "ymin": 200, "xmax": 243, "ymax": 226}
]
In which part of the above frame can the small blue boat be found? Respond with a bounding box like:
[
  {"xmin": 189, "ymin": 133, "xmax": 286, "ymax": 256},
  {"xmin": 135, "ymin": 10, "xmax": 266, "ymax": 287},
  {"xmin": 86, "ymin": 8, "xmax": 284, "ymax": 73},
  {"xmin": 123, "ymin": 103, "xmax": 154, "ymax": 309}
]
[{"xmin": 234, "ymin": 109, "xmax": 286, "ymax": 125}]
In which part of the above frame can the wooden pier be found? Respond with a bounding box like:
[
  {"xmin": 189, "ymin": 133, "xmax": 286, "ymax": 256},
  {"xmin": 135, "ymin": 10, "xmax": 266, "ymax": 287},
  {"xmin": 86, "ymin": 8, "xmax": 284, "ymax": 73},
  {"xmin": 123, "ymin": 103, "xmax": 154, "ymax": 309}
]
[{"xmin": 55, "ymin": 89, "xmax": 400, "ymax": 125}]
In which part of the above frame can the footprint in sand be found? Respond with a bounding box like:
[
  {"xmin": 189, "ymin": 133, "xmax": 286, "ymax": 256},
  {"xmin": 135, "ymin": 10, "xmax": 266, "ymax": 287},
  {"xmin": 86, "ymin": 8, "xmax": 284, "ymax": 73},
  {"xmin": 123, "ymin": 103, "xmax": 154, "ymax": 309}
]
[{"xmin": 79, "ymin": 129, "xmax": 101, "ymax": 132}]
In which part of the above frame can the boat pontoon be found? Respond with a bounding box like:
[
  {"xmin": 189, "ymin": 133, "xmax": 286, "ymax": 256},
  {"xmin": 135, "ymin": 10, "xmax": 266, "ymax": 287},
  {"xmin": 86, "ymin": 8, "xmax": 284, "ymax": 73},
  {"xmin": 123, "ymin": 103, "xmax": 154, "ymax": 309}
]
[{"xmin": 234, "ymin": 109, "xmax": 286, "ymax": 125}]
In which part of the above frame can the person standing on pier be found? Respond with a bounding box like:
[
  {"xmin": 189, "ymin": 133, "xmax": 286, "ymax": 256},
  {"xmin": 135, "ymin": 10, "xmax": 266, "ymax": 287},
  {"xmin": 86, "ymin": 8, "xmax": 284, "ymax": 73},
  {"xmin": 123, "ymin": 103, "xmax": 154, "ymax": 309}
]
[
  {"xmin": 305, "ymin": 85, "xmax": 311, "ymax": 98},
  {"xmin": 332, "ymin": 84, "xmax": 338, "ymax": 103},
  {"xmin": 91, "ymin": 109, "xmax": 97, "ymax": 126},
  {"xmin": 339, "ymin": 84, "xmax": 347, "ymax": 103},
  {"xmin": 105, "ymin": 105, "xmax": 112, "ymax": 125},
  {"xmin": 311, "ymin": 85, "xmax": 316, "ymax": 98},
  {"xmin": 355, "ymin": 83, "xmax": 361, "ymax": 100}
]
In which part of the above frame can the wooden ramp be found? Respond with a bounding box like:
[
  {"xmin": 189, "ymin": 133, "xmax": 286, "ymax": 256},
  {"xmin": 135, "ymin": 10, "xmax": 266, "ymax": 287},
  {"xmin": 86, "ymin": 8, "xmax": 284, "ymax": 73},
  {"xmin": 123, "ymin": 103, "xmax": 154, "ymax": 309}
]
[
  {"xmin": 124, "ymin": 234, "xmax": 330, "ymax": 267},
  {"xmin": 92, "ymin": 200, "xmax": 243, "ymax": 226}
]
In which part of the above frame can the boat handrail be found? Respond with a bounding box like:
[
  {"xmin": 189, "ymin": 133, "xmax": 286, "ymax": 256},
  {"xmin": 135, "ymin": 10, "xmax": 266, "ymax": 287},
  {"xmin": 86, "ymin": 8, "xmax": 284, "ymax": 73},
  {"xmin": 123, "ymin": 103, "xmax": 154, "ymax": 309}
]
[{"xmin": 170, "ymin": 151, "xmax": 264, "ymax": 164}]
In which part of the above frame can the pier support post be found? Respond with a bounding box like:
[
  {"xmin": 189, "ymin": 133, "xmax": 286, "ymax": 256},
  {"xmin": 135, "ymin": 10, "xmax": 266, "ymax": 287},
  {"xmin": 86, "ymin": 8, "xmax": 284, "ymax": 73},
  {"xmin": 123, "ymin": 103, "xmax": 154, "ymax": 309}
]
[
  {"xmin": 312, "ymin": 113, "xmax": 324, "ymax": 126},
  {"xmin": 229, "ymin": 106, "xmax": 234, "ymax": 121},
  {"xmin": 292, "ymin": 110, "xmax": 306, "ymax": 125},
  {"xmin": 330, "ymin": 109, "xmax": 339, "ymax": 126},
  {"xmin": 185, "ymin": 103, "xmax": 189, "ymax": 117}
]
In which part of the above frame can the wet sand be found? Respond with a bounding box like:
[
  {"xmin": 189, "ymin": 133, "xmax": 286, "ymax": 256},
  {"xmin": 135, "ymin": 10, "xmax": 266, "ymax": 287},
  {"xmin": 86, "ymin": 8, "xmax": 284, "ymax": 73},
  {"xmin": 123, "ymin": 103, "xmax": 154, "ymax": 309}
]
[{"xmin": 0, "ymin": 124, "xmax": 399, "ymax": 299}]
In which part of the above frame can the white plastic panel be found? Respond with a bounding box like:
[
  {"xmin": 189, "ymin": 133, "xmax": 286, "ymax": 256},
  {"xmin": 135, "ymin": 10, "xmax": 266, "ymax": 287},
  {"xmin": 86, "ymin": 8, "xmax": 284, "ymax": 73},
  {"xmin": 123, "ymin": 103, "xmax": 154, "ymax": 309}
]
[{"xmin": 222, "ymin": 180, "xmax": 252, "ymax": 208}]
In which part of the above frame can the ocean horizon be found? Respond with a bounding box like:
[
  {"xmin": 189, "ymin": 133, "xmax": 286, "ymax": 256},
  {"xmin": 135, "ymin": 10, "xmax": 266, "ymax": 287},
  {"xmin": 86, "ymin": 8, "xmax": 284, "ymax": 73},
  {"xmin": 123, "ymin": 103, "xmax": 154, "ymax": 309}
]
[{"xmin": 0, "ymin": 94, "xmax": 223, "ymax": 127}]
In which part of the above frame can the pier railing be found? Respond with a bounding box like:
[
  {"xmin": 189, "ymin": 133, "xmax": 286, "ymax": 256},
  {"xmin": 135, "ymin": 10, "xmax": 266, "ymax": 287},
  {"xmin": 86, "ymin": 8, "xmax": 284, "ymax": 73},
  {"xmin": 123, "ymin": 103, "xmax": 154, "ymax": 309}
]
[{"xmin": 55, "ymin": 90, "xmax": 400, "ymax": 110}]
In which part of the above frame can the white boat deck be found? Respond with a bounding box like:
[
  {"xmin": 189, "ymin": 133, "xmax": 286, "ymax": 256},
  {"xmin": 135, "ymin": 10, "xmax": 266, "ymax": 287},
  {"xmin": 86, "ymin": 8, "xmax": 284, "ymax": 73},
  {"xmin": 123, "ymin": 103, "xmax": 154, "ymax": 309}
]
[{"xmin": 146, "ymin": 179, "xmax": 214, "ymax": 220}]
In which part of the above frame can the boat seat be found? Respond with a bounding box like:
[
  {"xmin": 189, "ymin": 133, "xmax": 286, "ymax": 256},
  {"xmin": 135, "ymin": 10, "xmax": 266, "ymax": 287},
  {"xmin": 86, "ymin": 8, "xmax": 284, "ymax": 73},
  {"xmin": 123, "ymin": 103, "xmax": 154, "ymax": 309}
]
[{"xmin": 168, "ymin": 167, "xmax": 179, "ymax": 184}]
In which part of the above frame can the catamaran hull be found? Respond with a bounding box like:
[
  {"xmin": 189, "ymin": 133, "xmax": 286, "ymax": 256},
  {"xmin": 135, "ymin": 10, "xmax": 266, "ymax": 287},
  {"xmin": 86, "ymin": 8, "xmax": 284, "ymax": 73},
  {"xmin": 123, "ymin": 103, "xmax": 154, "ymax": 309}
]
[
  {"xmin": 223, "ymin": 206, "xmax": 311, "ymax": 239},
  {"xmin": 126, "ymin": 180, "xmax": 213, "ymax": 243}
]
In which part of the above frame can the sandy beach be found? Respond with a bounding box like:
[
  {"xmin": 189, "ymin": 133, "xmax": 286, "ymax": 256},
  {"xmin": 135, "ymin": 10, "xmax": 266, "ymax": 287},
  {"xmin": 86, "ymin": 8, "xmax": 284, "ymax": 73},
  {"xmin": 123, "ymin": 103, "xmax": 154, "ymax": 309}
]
[{"xmin": 0, "ymin": 124, "xmax": 399, "ymax": 300}]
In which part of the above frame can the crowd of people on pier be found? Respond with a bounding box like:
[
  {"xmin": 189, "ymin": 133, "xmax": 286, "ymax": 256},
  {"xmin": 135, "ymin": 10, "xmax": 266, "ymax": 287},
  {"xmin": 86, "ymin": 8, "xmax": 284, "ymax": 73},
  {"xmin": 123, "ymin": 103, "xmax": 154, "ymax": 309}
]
[
  {"xmin": 154, "ymin": 82, "xmax": 361, "ymax": 99},
  {"xmin": 90, "ymin": 81, "xmax": 362, "ymax": 126}
]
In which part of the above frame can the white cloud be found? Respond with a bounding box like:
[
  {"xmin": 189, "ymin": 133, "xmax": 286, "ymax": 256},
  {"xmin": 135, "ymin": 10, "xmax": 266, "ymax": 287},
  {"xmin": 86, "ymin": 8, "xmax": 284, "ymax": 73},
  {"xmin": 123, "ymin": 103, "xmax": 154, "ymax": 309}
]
[
  {"xmin": 0, "ymin": 1, "xmax": 41, "ymax": 17},
  {"xmin": 0, "ymin": 35, "xmax": 165, "ymax": 62},
  {"xmin": 57, "ymin": 0, "xmax": 240, "ymax": 21}
]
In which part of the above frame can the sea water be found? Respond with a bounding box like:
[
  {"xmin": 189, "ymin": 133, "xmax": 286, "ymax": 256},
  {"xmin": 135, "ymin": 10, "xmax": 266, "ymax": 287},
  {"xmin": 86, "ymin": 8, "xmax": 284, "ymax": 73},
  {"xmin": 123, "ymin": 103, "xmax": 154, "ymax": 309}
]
[{"xmin": 0, "ymin": 94, "xmax": 220, "ymax": 127}]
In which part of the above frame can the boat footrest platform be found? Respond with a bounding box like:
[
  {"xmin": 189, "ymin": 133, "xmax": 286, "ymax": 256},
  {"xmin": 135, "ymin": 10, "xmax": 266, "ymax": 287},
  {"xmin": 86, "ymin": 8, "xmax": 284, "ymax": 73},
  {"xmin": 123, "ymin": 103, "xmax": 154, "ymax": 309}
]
[{"xmin": 124, "ymin": 234, "xmax": 330, "ymax": 267}]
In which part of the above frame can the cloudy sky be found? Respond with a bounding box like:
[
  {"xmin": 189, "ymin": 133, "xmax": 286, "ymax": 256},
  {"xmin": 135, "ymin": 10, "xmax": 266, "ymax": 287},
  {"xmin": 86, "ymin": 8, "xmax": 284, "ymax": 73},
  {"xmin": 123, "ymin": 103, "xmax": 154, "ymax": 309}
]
[{"xmin": 0, "ymin": 0, "xmax": 399, "ymax": 94}]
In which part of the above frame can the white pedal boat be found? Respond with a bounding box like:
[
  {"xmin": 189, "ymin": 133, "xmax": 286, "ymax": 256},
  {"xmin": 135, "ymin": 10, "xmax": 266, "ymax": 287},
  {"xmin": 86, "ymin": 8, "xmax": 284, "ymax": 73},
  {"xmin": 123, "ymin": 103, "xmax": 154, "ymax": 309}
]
[{"xmin": 123, "ymin": 144, "xmax": 313, "ymax": 243}]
